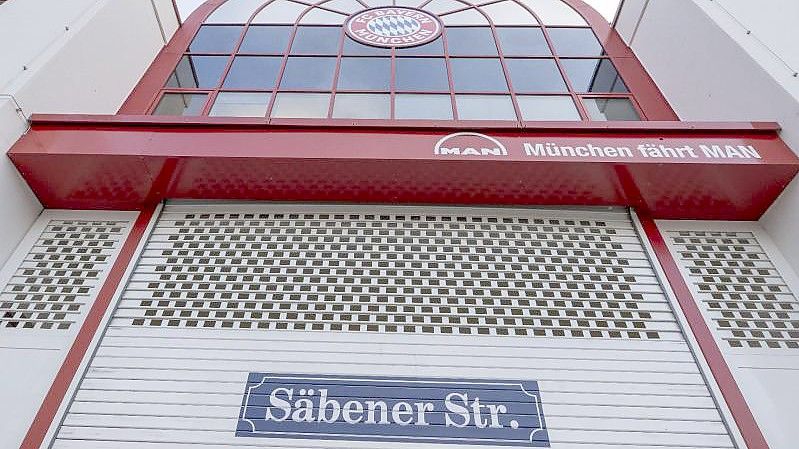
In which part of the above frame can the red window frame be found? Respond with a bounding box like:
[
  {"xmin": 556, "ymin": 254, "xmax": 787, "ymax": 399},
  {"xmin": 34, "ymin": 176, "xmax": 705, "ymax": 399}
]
[{"xmin": 122, "ymin": 0, "xmax": 677, "ymax": 124}]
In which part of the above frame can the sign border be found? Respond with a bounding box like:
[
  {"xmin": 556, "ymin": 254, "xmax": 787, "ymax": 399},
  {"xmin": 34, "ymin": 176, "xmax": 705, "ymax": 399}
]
[{"xmin": 237, "ymin": 372, "xmax": 550, "ymax": 447}]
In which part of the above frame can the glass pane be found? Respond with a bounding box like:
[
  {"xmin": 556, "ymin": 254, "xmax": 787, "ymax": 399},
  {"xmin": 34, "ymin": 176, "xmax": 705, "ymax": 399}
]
[
  {"xmin": 548, "ymin": 27, "xmax": 604, "ymax": 56},
  {"xmin": 395, "ymin": 58, "xmax": 449, "ymax": 92},
  {"xmin": 332, "ymin": 94, "xmax": 390, "ymax": 119},
  {"xmin": 395, "ymin": 94, "xmax": 453, "ymax": 120},
  {"xmin": 450, "ymin": 58, "xmax": 508, "ymax": 92},
  {"xmin": 271, "ymin": 93, "xmax": 331, "ymax": 118},
  {"xmin": 456, "ymin": 95, "xmax": 516, "ymax": 120},
  {"xmin": 166, "ymin": 55, "xmax": 228, "ymax": 89},
  {"xmin": 441, "ymin": 8, "xmax": 488, "ymax": 25},
  {"xmin": 583, "ymin": 98, "xmax": 640, "ymax": 121},
  {"xmin": 223, "ymin": 56, "xmax": 282, "ymax": 89},
  {"xmin": 562, "ymin": 58, "xmax": 628, "ymax": 92},
  {"xmin": 324, "ymin": 0, "xmax": 363, "ymax": 14},
  {"xmin": 445, "ymin": 27, "xmax": 498, "ymax": 55},
  {"xmin": 517, "ymin": 95, "xmax": 580, "ymax": 120},
  {"xmin": 280, "ymin": 57, "xmax": 336, "ymax": 90},
  {"xmin": 337, "ymin": 57, "xmax": 391, "ymax": 91},
  {"xmin": 153, "ymin": 93, "xmax": 207, "ymax": 116},
  {"xmin": 480, "ymin": 1, "xmax": 539, "ymax": 25},
  {"xmin": 343, "ymin": 36, "xmax": 392, "ymax": 56},
  {"xmin": 207, "ymin": 0, "xmax": 266, "ymax": 23},
  {"xmin": 189, "ymin": 25, "xmax": 242, "ymax": 53},
  {"xmin": 394, "ymin": 0, "xmax": 425, "ymax": 6},
  {"xmin": 300, "ymin": 8, "xmax": 347, "ymax": 24},
  {"xmin": 425, "ymin": 0, "xmax": 466, "ymax": 14},
  {"xmin": 530, "ymin": 0, "xmax": 587, "ymax": 26},
  {"xmin": 209, "ymin": 92, "xmax": 271, "ymax": 117},
  {"xmin": 395, "ymin": 37, "xmax": 444, "ymax": 56},
  {"xmin": 505, "ymin": 59, "xmax": 566, "ymax": 92},
  {"xmin": 252, "ymin": 0, "xmax": 306, "ymax": 24},
  {"xmin": 496, "ymin": 28, "xmax": 551, "ymax": 56},
  {"xmin": 290, "ymin": 26, "xmax": 341, "ymax": 54},
  {"xmin": 240, "ymin": 25, "xmax": 292, "ymax": 53}
]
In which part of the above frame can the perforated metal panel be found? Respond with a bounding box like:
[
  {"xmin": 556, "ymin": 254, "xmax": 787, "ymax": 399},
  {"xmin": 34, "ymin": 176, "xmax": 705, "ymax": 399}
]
[
  {"xmin": 0, "ymin": 219, "xmax": 128, "ymax": 330},
  {"xmin": 668, "ymin": 230, "xmax": 799, "ymax": 349},
  {"xmin": 123, "ymin": 208, "xmax": 672, "ymax": 340}
]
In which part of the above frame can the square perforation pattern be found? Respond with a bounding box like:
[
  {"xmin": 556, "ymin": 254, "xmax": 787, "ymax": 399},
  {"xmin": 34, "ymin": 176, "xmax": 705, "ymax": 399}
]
[
  {"xmin": 124, "ymin": 210, "xmax": 672, "ymax": 339},
  {"xmin": 0, "ymin": 220, "xmax": 127, "ymax": 330},
  {"xmin": 669, "ymin": 231, "xmax": 799, "ymax": 349}
]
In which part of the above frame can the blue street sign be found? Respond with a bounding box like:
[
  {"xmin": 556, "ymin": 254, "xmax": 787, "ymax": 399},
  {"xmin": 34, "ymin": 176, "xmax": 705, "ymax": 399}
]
[{"xmin": 237, "ymin": 373, "xmax": 550, "ymax": 447}]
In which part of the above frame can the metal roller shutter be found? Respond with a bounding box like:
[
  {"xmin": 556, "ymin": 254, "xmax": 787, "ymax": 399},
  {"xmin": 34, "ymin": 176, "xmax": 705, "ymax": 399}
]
[{"xmin": 52, "ymin": 204, "xmax": 737, "ymax": 449}]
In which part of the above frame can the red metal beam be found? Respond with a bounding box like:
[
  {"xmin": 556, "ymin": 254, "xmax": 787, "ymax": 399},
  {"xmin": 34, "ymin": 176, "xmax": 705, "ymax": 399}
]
[{"xmin": 8, "ymin": 115, "xmax": 798, "ymax": 219}]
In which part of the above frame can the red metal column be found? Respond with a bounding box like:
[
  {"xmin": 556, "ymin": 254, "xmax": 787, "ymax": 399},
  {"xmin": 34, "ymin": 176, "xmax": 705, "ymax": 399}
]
[
  {"xmin": 18, "ymin": 204, "xmax": 159, "ymax": 449},
  {"xmin": 638, "ymin": 214, "xmax": 770, "ymax": 449}
]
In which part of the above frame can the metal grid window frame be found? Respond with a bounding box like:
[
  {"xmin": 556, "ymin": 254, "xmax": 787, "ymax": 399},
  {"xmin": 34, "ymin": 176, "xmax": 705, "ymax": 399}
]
[{"xmin": 150, "ymin": 0, "xmax": 643, "ymax": 121}]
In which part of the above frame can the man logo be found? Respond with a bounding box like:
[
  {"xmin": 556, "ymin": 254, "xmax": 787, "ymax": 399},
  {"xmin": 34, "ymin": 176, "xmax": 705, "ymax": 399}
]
[{"xmin": 434, "ymin": 132, "xmax": 509, "ymax": 157}]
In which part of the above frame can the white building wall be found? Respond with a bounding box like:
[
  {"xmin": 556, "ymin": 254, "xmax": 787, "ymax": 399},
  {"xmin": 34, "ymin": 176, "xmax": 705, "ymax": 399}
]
[
  {"xmin": 615, "ymin": 0, "xmax": 799, "ymax": 272},
  {"xmin": 0, "ymin": 0, "xmax": 179, "ymax": 267}
]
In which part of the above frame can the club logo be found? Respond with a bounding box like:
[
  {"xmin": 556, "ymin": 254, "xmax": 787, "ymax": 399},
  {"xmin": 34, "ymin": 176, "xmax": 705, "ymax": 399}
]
[
  {"xmin": 346, "ymin": 7, "xmax": 442, "ymax": 48},
  {"xmin": 435, "ymin": 132, "xmax": 509, "ymax": 157}
]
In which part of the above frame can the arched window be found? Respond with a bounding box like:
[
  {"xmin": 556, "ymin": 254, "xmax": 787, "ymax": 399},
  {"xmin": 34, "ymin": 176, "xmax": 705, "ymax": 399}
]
[{"xmin": 142, "ymin": 0, "xmax": 658, "ymax": 122}]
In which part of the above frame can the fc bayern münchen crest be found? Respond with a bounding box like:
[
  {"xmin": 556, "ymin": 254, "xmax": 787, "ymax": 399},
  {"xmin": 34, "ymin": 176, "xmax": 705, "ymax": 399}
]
[{"xmin": 346, "ymin": 7, "xmax": 442, "ymax": 48}]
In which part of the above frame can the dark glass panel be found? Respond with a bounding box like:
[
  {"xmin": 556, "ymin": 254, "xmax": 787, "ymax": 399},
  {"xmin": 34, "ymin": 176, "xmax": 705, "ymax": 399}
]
[
  {"xmin": 290, "ymin": 26, "xmax": 341, "ymax": 54},
  {"xmin": 583, "ymin": 97, "xmax": 640, "ymax": 121},
  {"xmin": 166, "ymin": 55, "xmax": 228, "ymax": 89},
  {"xmin": 505, "ymin": 58, "xmax": 567, "ymax": 92},
  {"xmin": 153, "ymin": 93, "xmax": 208, "ymax": 115},
  {"xmin": 343, "ymin": 36, "xmax": 392, "ymax": 56},
  {"xmin": 337, "ymin": 57, "xmax": 391, "ymax": 91},
  {"xmin": 496, "ymin": 27, "xmax": 551, "ymax": 56},
  {"xmin": 280, "ymin": 57, "xmax": 336, "ymax": 89},
  {"xmin": 223, "ymin": 56, "xmax": 282, "ymax": 89},
  {"xmin": 189, "ymin": 25, "xmax": 243, "ymax": 53},
  {"xmin": 445, "ymin": 27, "xmax": 498, "ymax": 56},
  {"xmin": 450, "ymin": 58, "xmax": 508, "ymax": 92},
  {"xmin": 395, "ymin": 58, "xmax": 449, "ymax": 92},
  {"xmin": 547, "ymin": 27, "xmax": 604, "ymax": 56},
  {"xmin": 561, "ymin": 58, "xmax": 628, "ymax": 92},
  {"xmin": 239, "ymin": 25, "xmax": 292, "ymax": 53},
  {"xmin": 395, "ymin": 37, "xmax": 444, "ymax": 56}
]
